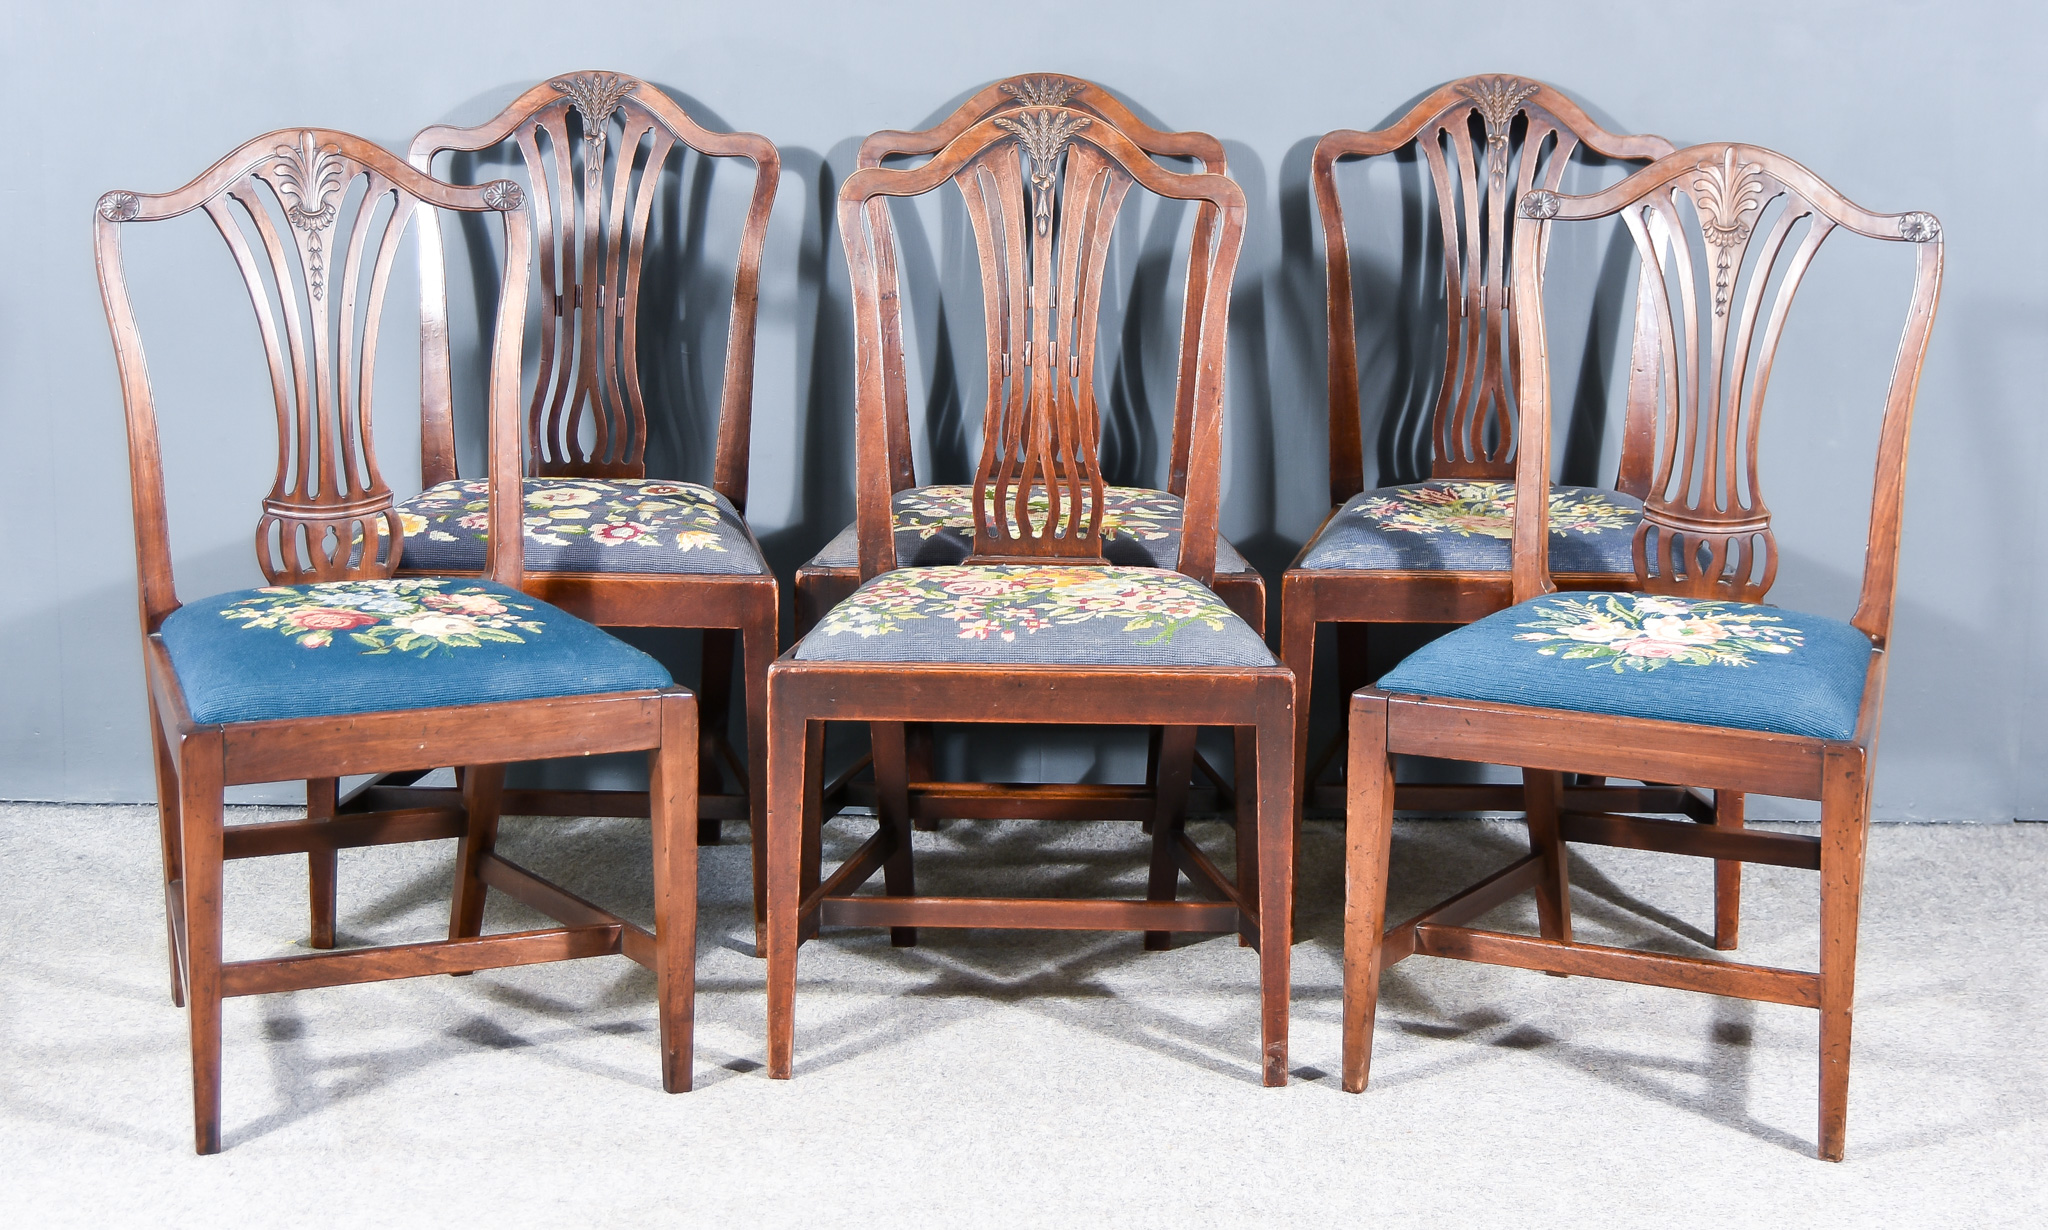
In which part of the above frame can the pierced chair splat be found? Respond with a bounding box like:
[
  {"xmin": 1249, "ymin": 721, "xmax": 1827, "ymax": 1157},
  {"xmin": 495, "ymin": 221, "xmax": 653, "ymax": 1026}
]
[
  {"xmin": 386, "ymin": 71, "xmax": 779, "ymax": 927},
  {"xmin": 1341, "ymin": 143, "xmax": 1942, "ymax": 1161},
  {"xmin": 765, "ymin": 104, "xmax": 1297, "ymax": 1086},
  {"xmin": 97, "ymin": 129, "xmax": 701, "ymax": 1154}
]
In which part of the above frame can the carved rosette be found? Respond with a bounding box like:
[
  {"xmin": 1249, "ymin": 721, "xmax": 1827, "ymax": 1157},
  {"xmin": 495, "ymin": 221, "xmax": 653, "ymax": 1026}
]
[
  {"xmin": 1000, "ymin": 75, "xmax": 1085, "ymax": 108},
  {"xmin": 1458, "ymin": 75, "xmax": 1539, "ymax": 191},
  {"xmin": 1520, "ymin": 190, "xmax": 1560, "ymax": 220},
  {"xmin": 1898, "ymin": 211, "xmax": 1941, "ymax": 243},
  {"xmin": 993, "ymin": 108, "xmax": 1094, "ymax": 235},
  {"xmin": 1691, "ymin": 149, "xmax": 1768, "ymax": 317},
  {"xmin": 97, "ymin": 191, "xmax": 140, "ymax": 222},
  {"xmin": 271, "ymin": 132, "xmax": 346, "ymax": 300},
  {"xmin": 551, "ymin": 73, "xmax": 638, "ymax": 152},
  {"xmin": 482, "ymin": 179, "xmax": 526, "ymax": 211}
]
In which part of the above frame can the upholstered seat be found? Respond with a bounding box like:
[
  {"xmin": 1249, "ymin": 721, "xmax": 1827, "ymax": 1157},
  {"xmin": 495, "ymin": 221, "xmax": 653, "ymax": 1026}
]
[
  {"xmin": 396, "ymin": 477, "xmax": 767, "ymax": 576},
  {"xmin": 1377, "ymin": 591, "xmax": 1874, "ymax": 740},
  {"xmin": 158, "ymin": 578, "xmax": 674, "ymax": 725},
  {"xmin": 806, "ymin": 485, "xmax": 1254, "ymax": 573},
  {"xmin": 1296, "ymin": 480, "xmax": 1641, "ymax": 572},
  {"xmin": 792, "ymin": 565, "xmax": 1276, "ymax": 667}
]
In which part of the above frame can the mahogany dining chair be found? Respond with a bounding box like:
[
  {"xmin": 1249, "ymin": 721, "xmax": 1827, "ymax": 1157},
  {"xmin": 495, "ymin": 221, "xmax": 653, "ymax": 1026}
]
[
  {"xmin": 764, "ymin": 101, "xmax": 1296, "ymax": 1084},
  {"xmin": 352, "ymin": 72, "xmax": 779, "ymax": 934},
  {"xmin": 96, "ymin": 129, "xmax": 701, "ymax": 1153},
  {"xmin": 1341, "ymin": 143, "xmax": 1942, "ymax": 1160}
]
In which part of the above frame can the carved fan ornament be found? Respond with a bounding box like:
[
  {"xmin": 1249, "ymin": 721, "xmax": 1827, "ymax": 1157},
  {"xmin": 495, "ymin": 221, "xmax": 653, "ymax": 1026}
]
[
  {"xmin": 1520, "ymin": 190, "xmax": 1560, "ymax": 220},
  {"xmin": 1000, "ymin": 75, "xmax": 1085, "ymax": 107},
  {"xmin": 1458, "ymin": 75, "xmax": 1539, "ymax": 191},
  {"xmin": 97, "ymin": 191, "xmax": 139, "ymax": 222},
  {"xmin": 1691, "ymin": 149, "xmax": 1768, "ymax": 317},
  {"xmin": 271, "ymin": 132, "xmax": 346, "ymax": 300},
  {"xmin": 992, "ymin": 107, "xmax": 1094, "ymax": 234},
  {"xmin": 551, "ymin": 73, "xmax": 638, "ymax": 151}
]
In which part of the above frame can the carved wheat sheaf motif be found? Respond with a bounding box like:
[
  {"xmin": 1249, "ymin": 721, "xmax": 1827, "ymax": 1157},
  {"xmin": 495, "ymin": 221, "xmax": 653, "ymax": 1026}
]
[
  {"xmin": 1000, "ymin": 75, "xmax": 1085, "ymax": 107},
  {"xmin": 271, "ymin": 132, "xmax": 346, "ymax": 300},
  {"xmin": 552, "ymin": 73, "xmax": 638, "ymax": 150},
  {"xmin": 993, "ymin": 108, "xmax": 1094, "ymax": 235},
  {"xmin": 1691, "ymin": 149, "xmax": 1768, "ymax": 317},
  {"xmin": 97, "ymin": 191, "xmax": 139, "ymax": 222},
  {"xmin": 1458, "ymin": 75, "xmax": 1539, "ymax": 191}
]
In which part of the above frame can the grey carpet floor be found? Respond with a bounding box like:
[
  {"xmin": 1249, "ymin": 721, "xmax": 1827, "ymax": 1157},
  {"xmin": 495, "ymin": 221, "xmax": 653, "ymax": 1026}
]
[{"xmin": 1, "ymin": 800, "xmax": 2042, "ymax": 1227}]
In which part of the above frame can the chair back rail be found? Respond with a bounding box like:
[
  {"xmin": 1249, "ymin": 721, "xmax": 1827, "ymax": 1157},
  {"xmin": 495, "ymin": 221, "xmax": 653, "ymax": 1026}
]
[
  {"xmin": 410, "ymin": 72, "xmax": 779, "ymax": 508},
  {"xmin": 1314, "ymin": 76, "xmax": 1675, "ymax": 505},
  {"xmin": 96, "ymin": 129, "xmax": 533, "ymax": 631},
  {"xmin": 860, "ymin": 74, "xmax": 1225, "ymax": 498},
  {"xmin": 1508, "ymin": 142, "xmax": 1943, "ymax": 648},
  {"xmin": 838, "ymin": 109, "xmax": 1245, "ymax": 585}
]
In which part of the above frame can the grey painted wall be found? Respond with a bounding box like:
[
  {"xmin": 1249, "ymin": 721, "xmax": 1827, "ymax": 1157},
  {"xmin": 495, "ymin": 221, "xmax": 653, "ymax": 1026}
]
[{"xmin": 2, "ymin": 0, "xmax": 2039, "ymax": 819}]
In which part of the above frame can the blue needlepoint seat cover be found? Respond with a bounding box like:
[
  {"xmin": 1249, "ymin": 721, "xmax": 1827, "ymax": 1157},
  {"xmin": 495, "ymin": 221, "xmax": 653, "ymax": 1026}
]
[
  {"xmin": 1377, "ymin": 592, "xmax": 1874, "ymax": 740},
  {"xmin": 792, "ymin": 565, "xmax": 1277, "ymax": 667},
  {"xmin": 397, "ymin": 477, "xmax": 767, "ymax": 576},
  {"xmin": 1297, "ymin": 480, "xmax": 1641, "ymax": 573},
  {"xmin": 159, "ymin": 578, "xmax": 673, "ymax": 725},
  {"xmin": 806, "ymin": 485, "xmax": 1253, "ymax": 574}
]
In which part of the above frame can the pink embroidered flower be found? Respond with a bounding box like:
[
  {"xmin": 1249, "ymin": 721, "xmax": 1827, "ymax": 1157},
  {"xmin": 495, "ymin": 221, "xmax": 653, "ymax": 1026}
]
[
  {"xmin": 285, "ymin": 608, "xmax": 379, "ymax": 632},
  {"xmin": 591, "ymin": 521, "xmax": 655, "ymax": 545}
]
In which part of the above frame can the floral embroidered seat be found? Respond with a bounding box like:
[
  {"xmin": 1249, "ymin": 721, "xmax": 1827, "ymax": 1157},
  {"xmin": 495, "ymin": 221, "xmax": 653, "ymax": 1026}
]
[
  {"xmin": 157, "ymin": 578, "xmax": 674, "ymax": 725},
  {"xmin": 1297, "ymin": 480, "xmax": 1641, "ymax": 572},
  {"xmin": 806, "ymin": 485, "xmax": 1255, "ymax": 574},
  {"xmin": 792, "ymin": 565, "xmax": 1276, "ymax": 668},
  {"xmin": 395, "ymin": 477, "xmax": 767, "ymax": 576},
  {"xmin": 1377, "ymin": 592, "xmax": 1874, "ymax": 740}
]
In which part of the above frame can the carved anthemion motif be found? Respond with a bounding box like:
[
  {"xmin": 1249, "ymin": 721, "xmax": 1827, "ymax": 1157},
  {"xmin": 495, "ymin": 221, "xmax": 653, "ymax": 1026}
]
[
  {"xmin": 1458, "ymin": 75, "xmax": 1540, "ymax": 191},
  {"xmin": 1898, "ymin": 211, "xmax": 1941, "ymax": 243},
  {"xmin": 551, "ymin": 73, "xmax": 638, "ymax": 150},
  {"xmin": 481, "ymin": 179, "xmax": 525, "ymax": 211},
  {"xmin": 1520, "ymin": 190, "xmax": 1560, "ymax": 220},
  {"xmin": 993, "ymin": 107, "xmax": 1094, "ymax": 234},
  {"xmin": 1000, "ymin": 75, "xmax": 1085, "ymax": 108},
  {"xmin": 1690, "ymin": 149, "xmax": 1768, "ymax": 316},
  {"xmin": 270, "ymin": 132, "xmax": 346, "ymax": 300},
  {"xmin": 98, "ymin": 191, "xmax": 139, "ymax": 222}
]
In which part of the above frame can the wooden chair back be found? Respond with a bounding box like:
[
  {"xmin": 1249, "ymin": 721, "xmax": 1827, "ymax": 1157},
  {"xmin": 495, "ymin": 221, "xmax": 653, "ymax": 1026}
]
[
  {"xmin": 1508, "ymin": 143, "xmax": 1944, "ymax": 646},
  {"xmin": 1314, "ymin": 76, "xmax": 1675, "ymax": 505},
  {"xmin": 410, "ymin": 71, "xmax": 779, "ymax": 507},
  {"xmin": 95, "ymin": 129, "xmax": 534, "ymax": 630},
  {"xmin": 860, "ymin": 74, "xmax": 1226, "ymax": 499},
  {"xmin": 838, "ymin": 107, "xmax": 1246, "ymax": 583}
]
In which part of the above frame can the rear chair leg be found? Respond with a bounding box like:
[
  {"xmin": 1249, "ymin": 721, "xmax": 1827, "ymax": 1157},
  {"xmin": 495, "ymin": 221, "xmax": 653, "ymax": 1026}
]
[
  {"xmin": 697, "ymin": 629, "xmax": 738, "ymax": 846},
  {"xmin": 649, "ymin": 694, "xmax": 701, "ymax": 1093},
  {"xmin": 871, "ymin": 721, "xmax": 918, "ymax": 947},
  {"xmin": 1524, "ymin": 768, "xmax": 1573, "ymax": 950},
  {"xmin": 1341, "ymin": 694, "xmax": 1395, "ymax": 1093},
  {"xmin": 1817, "ymin": 748, "xmax": 1870, "ymax": 1161},
  {"xmin": 307, "ymin": 777, "xmax": 339, "ymax": 949},
  {"xmin": 148, "ymin": 698, "xmax": 186, "ymax": 1008},
  {"xmin": 1713, "ymin": 789, "xmax": 1745, "ymax": 950},
  {"xmin": 177, "ymin": 730, "xmax": 226, "ymax": 1155},
  {"xmin": 1145, "ymin": 726, "xmax": 1198, "ymax": 950},
  {"xmin": 448, "ymin": 765, "xmax": 506, "ymax": 948},
  {"xmin": 742, "ymin": 601, "xmax": 776, "ymax": 939},
  {"xmin": 1254, "ymin": 693, "xmax": 1295, "ymax": 1087}
]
